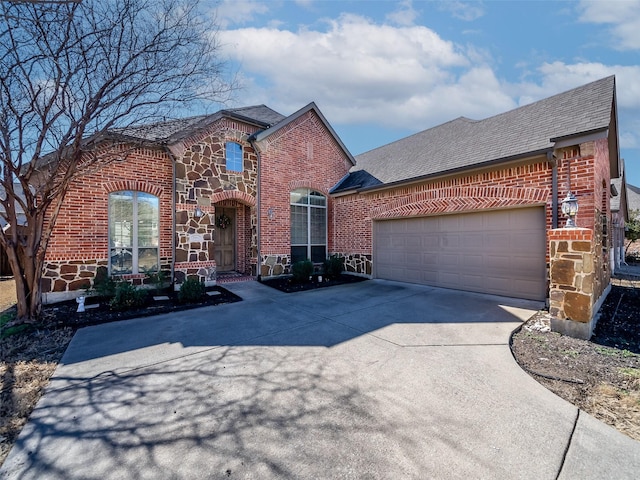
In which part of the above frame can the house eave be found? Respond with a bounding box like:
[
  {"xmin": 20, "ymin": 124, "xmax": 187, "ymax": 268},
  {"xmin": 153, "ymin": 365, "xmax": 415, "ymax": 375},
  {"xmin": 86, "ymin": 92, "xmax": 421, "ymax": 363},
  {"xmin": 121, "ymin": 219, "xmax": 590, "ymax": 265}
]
[
  {"xmin": 550, "ymin": 127, "xmax": 609, "ymax": 149},
  {"xmin": 352, "ymin": 148, "xmax": 552, "ymax": 195}
]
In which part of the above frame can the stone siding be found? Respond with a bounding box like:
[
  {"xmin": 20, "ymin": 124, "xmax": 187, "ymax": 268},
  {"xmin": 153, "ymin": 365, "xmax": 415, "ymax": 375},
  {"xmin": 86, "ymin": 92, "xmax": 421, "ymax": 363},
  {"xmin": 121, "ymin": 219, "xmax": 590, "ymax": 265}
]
[
  {"xmin": 260, "ymin": 254, "xmax": 290, "ymax": 278},
  {"xmin": 171, "ymin": 118, "xmax": 261, "ymax": 284},
  {"xmin": 548, "ymin": 228, "xmax": 610, "ymax": 339},
  {"xmin": 337, "ymin": 253, "xmax": 372, "ymax": 276}
]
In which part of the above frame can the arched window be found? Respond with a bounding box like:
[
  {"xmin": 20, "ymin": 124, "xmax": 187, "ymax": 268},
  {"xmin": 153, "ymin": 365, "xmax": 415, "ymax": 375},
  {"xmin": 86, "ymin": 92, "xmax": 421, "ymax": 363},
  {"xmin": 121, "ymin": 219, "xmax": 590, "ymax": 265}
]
[
  {"xmin": 225, "ymin": 142, "xmax": 243, "ymax": 172},
  {"xmin": 109, "ymin": 191, "xmax": 159, "ymax": 274},
  {"xmin": 290, "ymin": 188, "xmax": 326, "ymax": 263}
]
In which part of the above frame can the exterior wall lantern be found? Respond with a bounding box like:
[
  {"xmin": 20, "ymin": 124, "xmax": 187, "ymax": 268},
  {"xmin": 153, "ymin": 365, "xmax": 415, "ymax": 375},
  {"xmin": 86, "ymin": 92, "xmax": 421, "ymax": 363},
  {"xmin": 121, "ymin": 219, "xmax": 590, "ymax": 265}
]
[
  {"xmin": 561, "ymin": 192, "xmax": 579, "ymax": 228},
  {"xmin": 267, "ymin": 207, "xmax": 275, "ymax": 221},
  {"xmin": 194, "ymin": 205, "xmax": 204, "ymax": 218}
]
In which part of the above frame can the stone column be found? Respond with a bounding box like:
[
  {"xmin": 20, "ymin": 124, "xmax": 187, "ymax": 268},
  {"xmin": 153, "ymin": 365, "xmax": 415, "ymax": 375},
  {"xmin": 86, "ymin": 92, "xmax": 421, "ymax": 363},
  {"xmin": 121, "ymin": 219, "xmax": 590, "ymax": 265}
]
[{"xmin": 548, "ymin": 228, "xmax": 609, "ymax": 339}]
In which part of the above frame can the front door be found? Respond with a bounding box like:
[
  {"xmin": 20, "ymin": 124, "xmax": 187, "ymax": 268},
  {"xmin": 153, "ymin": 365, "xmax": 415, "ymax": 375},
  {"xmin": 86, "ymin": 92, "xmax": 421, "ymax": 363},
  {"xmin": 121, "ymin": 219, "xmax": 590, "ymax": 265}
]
[{"xmin": 215, "ymin": 207, "xmax": 235, "ymax": 271}]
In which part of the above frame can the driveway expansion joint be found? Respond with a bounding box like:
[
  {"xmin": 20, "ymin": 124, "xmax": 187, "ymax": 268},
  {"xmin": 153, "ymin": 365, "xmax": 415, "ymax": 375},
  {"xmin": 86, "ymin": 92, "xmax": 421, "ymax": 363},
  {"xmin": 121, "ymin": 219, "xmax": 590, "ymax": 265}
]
[{"xmin": 555, "ymin": 408, "xmax": 580, "ymax": 480}]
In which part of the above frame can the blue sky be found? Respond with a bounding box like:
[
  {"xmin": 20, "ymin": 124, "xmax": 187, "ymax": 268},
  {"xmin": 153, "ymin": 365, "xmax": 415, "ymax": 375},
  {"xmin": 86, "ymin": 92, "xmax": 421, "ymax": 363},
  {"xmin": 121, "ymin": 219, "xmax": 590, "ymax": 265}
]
[{"xmin": 208, "ymin": 0, "xmax": 640, "ymax": 186}]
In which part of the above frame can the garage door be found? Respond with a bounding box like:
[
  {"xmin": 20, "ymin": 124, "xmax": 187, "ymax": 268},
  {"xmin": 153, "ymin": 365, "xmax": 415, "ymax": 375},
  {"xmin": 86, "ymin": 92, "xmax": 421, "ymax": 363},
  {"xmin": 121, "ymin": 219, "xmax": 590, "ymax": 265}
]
[{"xmin": 373, "ymin": 208, "xmax": 546, "ymax": 300}]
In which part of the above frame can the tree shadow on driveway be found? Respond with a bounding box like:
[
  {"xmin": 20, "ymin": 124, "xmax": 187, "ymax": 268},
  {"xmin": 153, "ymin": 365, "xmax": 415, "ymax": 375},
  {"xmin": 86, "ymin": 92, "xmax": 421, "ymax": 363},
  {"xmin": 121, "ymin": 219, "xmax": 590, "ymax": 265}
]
[{"xmin": 3, "ymin": 281, "xmax": 570, "ymax": 480}]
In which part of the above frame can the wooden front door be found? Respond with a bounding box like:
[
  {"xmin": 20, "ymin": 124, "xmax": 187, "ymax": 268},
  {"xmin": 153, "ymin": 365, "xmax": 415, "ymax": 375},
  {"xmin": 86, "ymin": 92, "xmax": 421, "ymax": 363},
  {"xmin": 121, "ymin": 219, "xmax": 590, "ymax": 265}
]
[{"xmin": 215, "ymin": 207, "xmax": 235, "ymax": 271}]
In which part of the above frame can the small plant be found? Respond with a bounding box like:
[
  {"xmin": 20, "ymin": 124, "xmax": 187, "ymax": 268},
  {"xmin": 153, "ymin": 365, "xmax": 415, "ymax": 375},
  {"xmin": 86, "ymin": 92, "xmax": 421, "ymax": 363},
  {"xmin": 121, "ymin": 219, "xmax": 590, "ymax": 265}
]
[
  {"xmin": 291, "ymin": 259, "xmax": 314, "ymax": 283},
  {"xmin": 178, "ymin": 277, "xmax": 206, "ymax": 303},
  {"xmin": 619, "ymin": 367, "xmax": 640, "ymax": 378},
  {"xmin": 91, "ymin": 267, "xmax": 118, "ymax": 298},
  {"xmin": 109, "ymin": 282, "xmax": 148, "ymax": 310},
  {"xmin": 145, "ymin": 269, "xmax": 168, "ymax": 294},
  {"xmin": 561, "ymin": 349, "xmax": 580, "ymax": 358},
  {"xmin": 323, "ymin": 255, "xmax": 344, "ymax": 278}
]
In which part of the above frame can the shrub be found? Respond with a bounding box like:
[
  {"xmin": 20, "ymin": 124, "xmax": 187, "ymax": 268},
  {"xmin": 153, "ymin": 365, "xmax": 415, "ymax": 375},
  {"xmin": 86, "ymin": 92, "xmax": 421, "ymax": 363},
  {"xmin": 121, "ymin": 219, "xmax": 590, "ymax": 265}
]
[
  {"xmin": 323, "ymin": 255, "xmax": 344, "ymax": 278},
  {"xmin": 109, "ymin": 282, "xmax": 148, "ymax": 310},
  {"xmin": 145, "ymin": 269, "xmax": 168, "ymax": 294},
  {"xmin": 625, "ymin": 251, "xmax": 640, "ymax": 264},
  {"xmin": 178, "ymin": 277, "xmax": 206, "ymax": 303},
  {"xmin": 91, "ymin": 271, "xmax": 118, "ymax": 298},
  {"xmin": 291, "ymin": 260, "xmax": 314, "ymax": 283}
]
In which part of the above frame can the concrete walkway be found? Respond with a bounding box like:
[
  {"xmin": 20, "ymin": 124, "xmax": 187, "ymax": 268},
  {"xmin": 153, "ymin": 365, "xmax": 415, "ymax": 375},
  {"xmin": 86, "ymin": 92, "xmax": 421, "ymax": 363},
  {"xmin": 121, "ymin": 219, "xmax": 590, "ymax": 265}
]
[{"xmin": 1, "ymin": 280, "xmax": 639, "ymax": 479}]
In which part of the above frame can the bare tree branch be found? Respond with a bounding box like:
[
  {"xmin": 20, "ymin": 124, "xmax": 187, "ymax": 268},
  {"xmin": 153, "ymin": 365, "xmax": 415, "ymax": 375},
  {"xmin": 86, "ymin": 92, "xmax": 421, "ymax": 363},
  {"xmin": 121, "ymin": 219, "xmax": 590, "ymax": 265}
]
[{"xmin": 0, "ymin": 0, "xmax": 233, "ymax": 323}]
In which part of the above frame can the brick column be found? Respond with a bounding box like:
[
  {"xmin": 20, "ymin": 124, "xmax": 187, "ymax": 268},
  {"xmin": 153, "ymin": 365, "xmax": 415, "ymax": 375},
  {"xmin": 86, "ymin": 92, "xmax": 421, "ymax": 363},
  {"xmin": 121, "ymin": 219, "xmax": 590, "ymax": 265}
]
[{"xmin": 548, "ymin": 228, "xmax": 609, "ymax": 339}]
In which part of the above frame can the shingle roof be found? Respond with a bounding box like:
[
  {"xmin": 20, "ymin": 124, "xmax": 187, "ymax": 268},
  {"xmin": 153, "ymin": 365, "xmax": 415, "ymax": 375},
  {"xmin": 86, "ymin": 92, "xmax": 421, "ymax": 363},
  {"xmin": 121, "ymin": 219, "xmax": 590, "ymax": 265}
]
[
  {"xmin": 113, "ymin": 105, "xmax": 286, "ymax": 144},
  {"xmin": 628, "ymin": 183, "xmax": 640, "ymax": 213},
  {"xmin": 338, "ymin": 76, "xmax": 615, "ymax": 191}
]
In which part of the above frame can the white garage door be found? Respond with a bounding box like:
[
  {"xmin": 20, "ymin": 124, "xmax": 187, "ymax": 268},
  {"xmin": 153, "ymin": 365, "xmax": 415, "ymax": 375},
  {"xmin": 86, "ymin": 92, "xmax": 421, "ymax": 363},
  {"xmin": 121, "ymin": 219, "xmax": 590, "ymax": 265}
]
[{"xmin": 373, "ymin": 208, "xmax": 546, "ymax": 301}]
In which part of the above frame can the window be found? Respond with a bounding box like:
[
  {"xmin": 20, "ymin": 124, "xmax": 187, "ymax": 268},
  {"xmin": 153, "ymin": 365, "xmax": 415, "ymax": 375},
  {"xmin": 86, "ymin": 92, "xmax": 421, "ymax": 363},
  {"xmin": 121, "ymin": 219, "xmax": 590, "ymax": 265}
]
[
  {"xmin": 290, "ymin": 188, "xmax": 326, "ymax": 263},
  {"xmin": 225, "ymin": 142, "xmax": 243, "ymax": 171},
  {"xmin": 109, "ymin": 191, "xmax": 159, "ymax": 274}
]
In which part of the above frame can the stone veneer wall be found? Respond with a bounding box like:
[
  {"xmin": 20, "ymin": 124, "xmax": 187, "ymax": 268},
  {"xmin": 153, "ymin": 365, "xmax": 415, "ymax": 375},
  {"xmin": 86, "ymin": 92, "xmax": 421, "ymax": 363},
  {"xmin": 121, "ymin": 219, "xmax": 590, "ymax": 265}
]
[
  {"xmin": 260, "ymin": 254, "xmax": 291, "ymax": 277},
  {"xmin": 169, "ymin": 118, "xmax": 261, "ymax": 285},
  {"xmin": 339, "ymin": 253, "xmax": 372, "ymax": 276},
  {"xmin": 174, "ymin": 203, "xmax": 216, "ymax": 286},
  {"xmin": 549, "ymin": 228, "xmax": 610, "ymax": 339},
  {"xmin": 259, "ymin": 252, "xmax": 372, "ymax": 278}
]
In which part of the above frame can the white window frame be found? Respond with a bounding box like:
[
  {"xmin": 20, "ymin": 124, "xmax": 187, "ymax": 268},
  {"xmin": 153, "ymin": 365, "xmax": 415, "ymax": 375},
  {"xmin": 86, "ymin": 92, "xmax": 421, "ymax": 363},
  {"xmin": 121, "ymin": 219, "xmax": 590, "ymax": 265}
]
[
  {"xmin": 290, "ymin": 188, "xmax": 327, "ymax": 263},
  {"xmin": 225, "ymin": 141, "xmax": 243, "ymax": 172},
  {"xmin": 108, "ymin": 191, "xmax": 159, "ymax": 275}
]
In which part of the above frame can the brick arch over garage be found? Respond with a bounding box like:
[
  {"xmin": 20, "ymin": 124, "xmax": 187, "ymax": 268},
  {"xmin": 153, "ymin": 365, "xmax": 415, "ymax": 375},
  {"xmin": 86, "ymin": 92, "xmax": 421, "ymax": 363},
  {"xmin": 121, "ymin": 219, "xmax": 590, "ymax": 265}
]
[
  {"xmin": 210, "ymin": 190, "xmax": 256, "ymax": 207},
  {"xmin": 103, "ymin": 180, "xmax": 164, "ymax": 197},
  {"xmin": 371, "ymin": 186, "xmax": 549, "ymax": 219}
]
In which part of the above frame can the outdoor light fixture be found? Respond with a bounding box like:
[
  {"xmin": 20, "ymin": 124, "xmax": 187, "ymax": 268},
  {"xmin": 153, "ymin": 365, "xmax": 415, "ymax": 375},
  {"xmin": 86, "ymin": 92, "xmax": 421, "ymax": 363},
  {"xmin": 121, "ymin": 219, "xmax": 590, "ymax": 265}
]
[
  {"xmin": 267, "ymin": 207, "xmax": 275, "ymax": 221},
  {"xmin": 561, "ymin": 192, "xmax": 579, "ymax": 228},
  {"xmin": 194, "ymin": 205, "xmax": 204, "ymax": 218}
]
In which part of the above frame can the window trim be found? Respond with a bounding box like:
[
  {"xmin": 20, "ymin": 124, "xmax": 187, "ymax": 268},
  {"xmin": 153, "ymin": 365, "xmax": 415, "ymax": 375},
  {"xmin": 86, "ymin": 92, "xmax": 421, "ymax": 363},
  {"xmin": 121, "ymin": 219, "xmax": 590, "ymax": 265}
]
[
  {"xmin": 290, "ymin": 188, "xmax": 327, "ymax": 263},
  {"xmin": 225, "ymin": 141, "xmax": 243, "ymax": 172},
  {"xmin": 108, "ymin": 190, "xmax": 160, "ymax": 275}
]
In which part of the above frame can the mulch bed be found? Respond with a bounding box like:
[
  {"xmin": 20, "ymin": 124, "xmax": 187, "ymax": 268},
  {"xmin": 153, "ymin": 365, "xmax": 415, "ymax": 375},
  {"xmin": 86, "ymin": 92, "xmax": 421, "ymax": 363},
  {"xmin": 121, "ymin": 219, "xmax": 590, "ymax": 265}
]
[
  {"xmin": 511, "ymin": 283, "xmax": 640, "ymax": 440},
  {"xmin": 259, "ymin": 273, "xmax": 367, "ymax": 293},
  {"xmin": 38, "ymin": 285, "xmax": 242, "ymax": 329}
]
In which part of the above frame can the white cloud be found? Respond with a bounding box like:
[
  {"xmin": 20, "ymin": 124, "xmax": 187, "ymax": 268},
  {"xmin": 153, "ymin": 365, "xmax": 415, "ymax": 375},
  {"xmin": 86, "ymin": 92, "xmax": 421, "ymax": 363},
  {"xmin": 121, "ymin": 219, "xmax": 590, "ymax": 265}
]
[
  {"xmin": 220, "ymin": 14, "xmax": 519, "ymax": 129},
  {"xmin": 578, "ymin": 0, "xmax": 640, "ymax": 50},
  {"xmin": 514, "ymin": 61, "xmax": 640, "ymax": 110},
  {"xmin": 386, "ymin": 0, "xmax": 419, "ymax": 26},
  {"xmin": 438, "ymin": 0, "xmax": 484, "ymax": 21},
  {"xmin": 216, "ymin": 0, "xmax": 270, "ymax": 28}
]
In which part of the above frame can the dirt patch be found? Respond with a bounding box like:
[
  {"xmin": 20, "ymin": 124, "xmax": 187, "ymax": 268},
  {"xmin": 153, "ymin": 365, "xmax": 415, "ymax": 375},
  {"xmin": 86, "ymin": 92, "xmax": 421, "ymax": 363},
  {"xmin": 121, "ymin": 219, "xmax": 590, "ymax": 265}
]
[
  {"xmin": 511, "ymin": 279, "xmax": 640, "ymax": 441},
  {"xmin": 1, "ymin": 323, "xmax": 74, "ymax": 465},
  {"xmin": 0, "ymin": 278, "xmax": 16, "ymax": 312}
]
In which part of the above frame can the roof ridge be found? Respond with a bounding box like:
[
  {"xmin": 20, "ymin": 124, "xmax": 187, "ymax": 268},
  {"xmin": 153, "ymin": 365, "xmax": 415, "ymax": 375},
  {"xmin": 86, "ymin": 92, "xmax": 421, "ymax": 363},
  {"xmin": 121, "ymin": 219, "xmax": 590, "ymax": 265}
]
[{"xmin": 481, "ymin": 75, "xmax": 615, "ymax": 124}]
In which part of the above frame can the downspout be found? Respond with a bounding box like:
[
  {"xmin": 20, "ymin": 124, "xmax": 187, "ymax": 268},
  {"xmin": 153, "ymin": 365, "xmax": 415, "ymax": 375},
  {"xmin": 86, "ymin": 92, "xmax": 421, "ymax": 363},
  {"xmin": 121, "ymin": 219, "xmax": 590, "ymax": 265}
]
[
  {"xmin": 548, "ymin": 151, "xmax": 558, "ymax": 229},
  {"xmin": 249, "ymin": 136, "xmax": 262, "ymax": 280}
]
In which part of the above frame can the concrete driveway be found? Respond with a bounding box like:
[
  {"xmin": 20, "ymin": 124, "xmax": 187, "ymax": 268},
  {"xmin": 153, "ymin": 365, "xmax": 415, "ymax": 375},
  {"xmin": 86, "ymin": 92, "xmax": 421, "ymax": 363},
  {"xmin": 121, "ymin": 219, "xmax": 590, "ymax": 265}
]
[{"xmin": 1, "ymin": 280, "xmax": 639, "ymax": 479}]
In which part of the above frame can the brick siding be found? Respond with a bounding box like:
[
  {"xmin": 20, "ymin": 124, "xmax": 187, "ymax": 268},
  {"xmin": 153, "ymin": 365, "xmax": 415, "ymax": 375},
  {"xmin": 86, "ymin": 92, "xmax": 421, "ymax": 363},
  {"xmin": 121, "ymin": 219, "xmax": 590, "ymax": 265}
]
[
  {"xmin": 255, "ymin": 110, "xmax": 353, "ymax": 274},
  {"xmin": 42, "ymin": 147, "xmax": 173, "ymax": 295}
]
